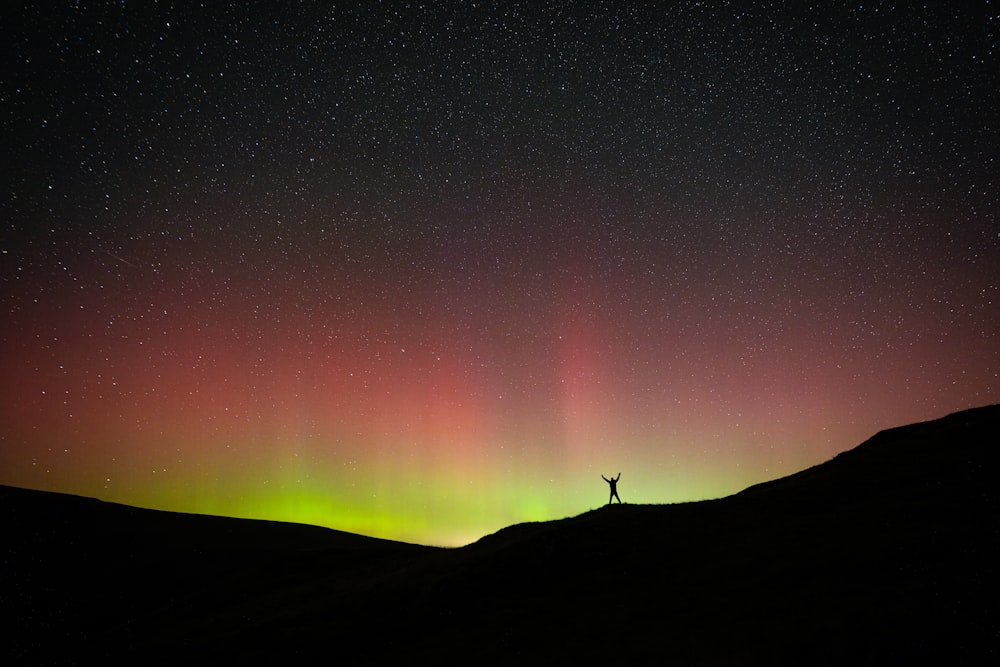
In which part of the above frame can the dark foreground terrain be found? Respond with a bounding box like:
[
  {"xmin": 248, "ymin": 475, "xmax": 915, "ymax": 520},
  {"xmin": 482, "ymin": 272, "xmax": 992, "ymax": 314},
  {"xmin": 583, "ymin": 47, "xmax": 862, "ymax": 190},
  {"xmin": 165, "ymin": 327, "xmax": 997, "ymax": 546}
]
[{"xmin": 4, "ymin": 405, "xmax": 998, "ymax": 665}]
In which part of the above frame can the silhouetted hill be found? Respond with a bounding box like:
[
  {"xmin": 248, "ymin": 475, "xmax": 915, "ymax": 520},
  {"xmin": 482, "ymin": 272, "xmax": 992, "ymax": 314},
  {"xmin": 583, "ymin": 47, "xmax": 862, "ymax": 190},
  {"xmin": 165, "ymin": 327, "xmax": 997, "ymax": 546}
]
[
  {"xmin": 0, "ymin": 486, "xmax": 433, "ymax": 665},
  {"xmin": 4, "ymin": 405, "xmax": 998, "ymax": 665}
]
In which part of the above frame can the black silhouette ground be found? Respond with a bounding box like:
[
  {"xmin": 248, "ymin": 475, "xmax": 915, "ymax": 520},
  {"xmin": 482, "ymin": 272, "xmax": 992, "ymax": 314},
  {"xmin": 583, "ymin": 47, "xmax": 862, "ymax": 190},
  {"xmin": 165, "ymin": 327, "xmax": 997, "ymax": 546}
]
[{"xmin": 3, "ymin": 404, "xmax": 998, "ymax": 665}]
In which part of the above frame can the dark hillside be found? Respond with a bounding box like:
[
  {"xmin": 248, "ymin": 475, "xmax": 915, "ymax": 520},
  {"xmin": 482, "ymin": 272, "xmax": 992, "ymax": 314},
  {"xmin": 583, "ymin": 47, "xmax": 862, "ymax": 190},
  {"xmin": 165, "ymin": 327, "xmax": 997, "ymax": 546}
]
[
  {"xmin": 0, "ymin": 486, "xmax": 434, "ymax": 665},
  {"xmin": 4, "ymin": 405, "xmax": 998, "ymax": 665}
]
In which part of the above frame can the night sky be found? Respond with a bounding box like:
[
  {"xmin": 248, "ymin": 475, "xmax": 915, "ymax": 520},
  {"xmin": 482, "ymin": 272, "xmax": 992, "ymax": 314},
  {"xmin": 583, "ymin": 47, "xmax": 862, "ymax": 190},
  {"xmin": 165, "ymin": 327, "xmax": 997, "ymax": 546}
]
[{"xmin": 3, "ymin": 1, "xmax": 998, "ymax": 546}]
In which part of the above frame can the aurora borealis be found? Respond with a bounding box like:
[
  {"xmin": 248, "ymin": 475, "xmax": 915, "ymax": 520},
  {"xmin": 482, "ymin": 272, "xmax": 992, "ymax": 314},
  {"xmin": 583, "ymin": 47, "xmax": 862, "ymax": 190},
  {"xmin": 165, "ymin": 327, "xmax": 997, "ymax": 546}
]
[{"xmin": 2, "ymin": 2, "xmax": 998, "ymax": 546}]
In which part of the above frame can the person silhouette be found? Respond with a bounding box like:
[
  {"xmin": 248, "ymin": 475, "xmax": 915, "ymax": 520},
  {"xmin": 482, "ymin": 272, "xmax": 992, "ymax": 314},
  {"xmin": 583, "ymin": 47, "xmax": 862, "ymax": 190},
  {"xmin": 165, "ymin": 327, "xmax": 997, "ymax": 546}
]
[{"xmin": 602, "ymin": 473, "xmax": 621, "ymax": 504}]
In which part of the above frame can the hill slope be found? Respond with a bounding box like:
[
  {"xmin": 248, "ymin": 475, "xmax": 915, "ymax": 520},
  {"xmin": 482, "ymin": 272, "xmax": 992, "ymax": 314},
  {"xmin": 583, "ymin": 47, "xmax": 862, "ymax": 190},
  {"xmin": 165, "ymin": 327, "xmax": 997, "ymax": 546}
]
[{"xmin": 4, "ymin": 405, "xmax": 998, "ymax": 665}]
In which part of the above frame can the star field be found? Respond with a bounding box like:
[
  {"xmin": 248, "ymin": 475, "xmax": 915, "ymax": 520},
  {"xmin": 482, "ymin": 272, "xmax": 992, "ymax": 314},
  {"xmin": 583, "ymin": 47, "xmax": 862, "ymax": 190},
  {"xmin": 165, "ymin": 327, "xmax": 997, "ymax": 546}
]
[{"xmin": 2, "ymin": 1, "xmax": 998, "ymax": 545}]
